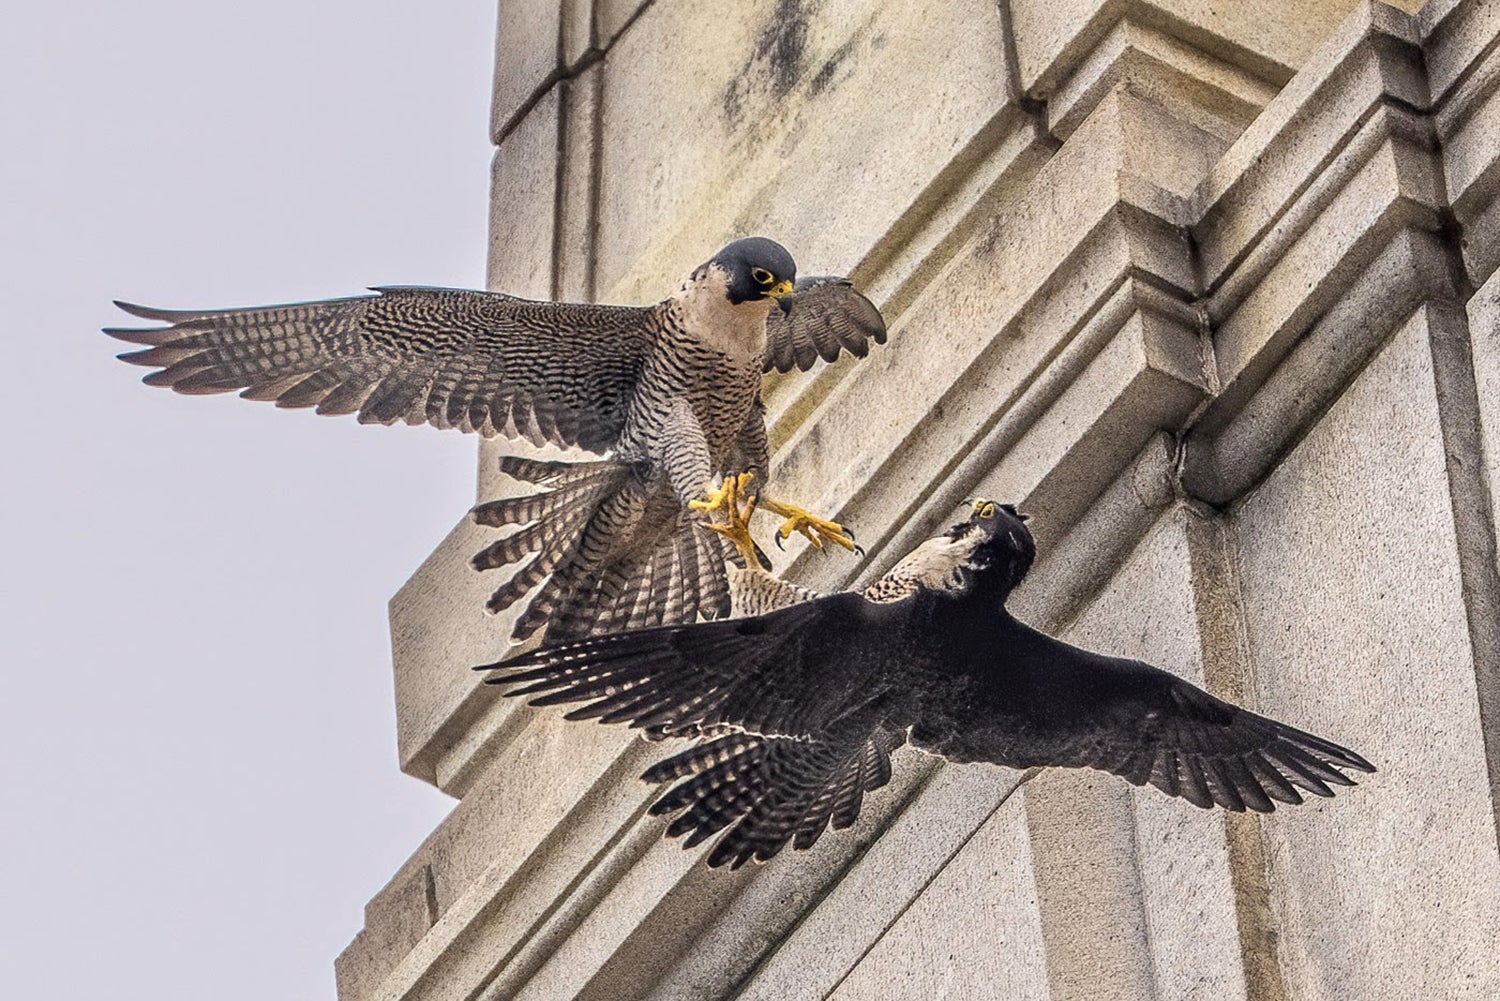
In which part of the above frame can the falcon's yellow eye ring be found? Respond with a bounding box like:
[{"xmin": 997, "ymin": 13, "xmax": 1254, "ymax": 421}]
[
  {"xmin": 751, "ymin": 267, "xmax": 775, "ymax": 286},
  {"xmin": 975, "ymin": 501, "xmax": 997, "ymax": 519}
]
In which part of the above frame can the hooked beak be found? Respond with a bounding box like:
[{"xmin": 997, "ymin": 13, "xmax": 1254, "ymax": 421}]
[{"xmin": 971, "ymin": 498, "xmax": 1029, "ymax": 522}]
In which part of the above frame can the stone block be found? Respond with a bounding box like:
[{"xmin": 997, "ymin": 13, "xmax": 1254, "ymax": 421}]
[
  {"xmin": 1021, "ymin": 769, "xmax": 1156, "ymax": 1001},
  {"xmin": 1046, "ymin": 18, "xmax": 1279, "ymax": 144},
  {"xmin": 1471, "ymin": 267, "xmax": 1500, "ymax": 504},
  {"xmin": 1203, "ymin": 128, "xmax": 1445, "ymax": 433},
  {"xmin": 390, "ymin": 514, "xmax": 515, "ymax": 788},
  {"xmin": 1421, "ymin": 0, "xmax": 1500, "ymax": 103},
  {"xmin": 592, "ymin": 0, "xmax": 1015, "ymax": 300},
  {"xmin": 1185, "ymin": 227, "xmax": 1460, "ymax": 504},
  {"xmin": 357, "ymin": 734, "xmax": 660, "ymax": 1001},
  {"xmin": 1060, "ymin": 508, "xmax": 1251, "ymax": 1001},
  {"xmin": 389, "ymin": 464, "xmax": 624, "ymax": 793},
  {"xmin": 1008, "ymin": 432, "xmax": 1179, "ymax": 624},
  {"xmin": 334, "ymin": 862, "xmax": 437, "ymax": 1001},
  {"xmin": 962, "ymin": 304, "xmax": 1208, "ymax": 545},
  {"xmin": 335, "ymin": 931, "xmax": 383, "ymax": 1001},
  {"xmin": 1435, "ymin": 45, "xmax": 1500, "ymax": 224},
  {"xmin": 1463, "ymin": 178, "xmax": 1500, "ymax": 287},
  {"xmin": 1193, "ymin": 7, "xmax": 1424, "ymax": 293},
  {"xmin": 487, "ymin": 85, "xmax": 560, "ymax": 300},
  {"xmin": 1008, "ymin": 0, "xmax": 1376, "ymax": 101},
  {"xmin": 595, "ymin": 0, "xmax": 651, "ymax": 48},
  {"xmin": 491, "ymin": 0, "xmax": 562, "ymax": 143},
  {"xmin": 721, "ymin": 766, "xmax": 1031, "ymax": 1001},
  {"xmin": 555, "ymin": 65, "xmax": 603, "ymax": 302},
  {"xmin": 560, "ymin": 0, "xmax": 592, "ymax": 68},
  {"xmin": 1232, "ymin": 309, "xmax": 1500, "ymax": 999},
  {"xmin": 421, "ymin": 713, "xmax": 637, "ymax": 915},
  {"xmin": 826, "ymin": 801, "xmax": 1049, "ymax": 1001},
  {"xmin": 1425, "ymin": 298, "xmax": 1500, "ymax": 824}
]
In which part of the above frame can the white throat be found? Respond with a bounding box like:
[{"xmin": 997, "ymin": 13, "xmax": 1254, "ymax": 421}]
[{"xmin": 672, "ymin": 265, "xmax": 773, "ymax": 361}]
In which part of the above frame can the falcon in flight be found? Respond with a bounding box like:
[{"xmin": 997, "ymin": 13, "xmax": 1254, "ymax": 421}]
[
  {"xmin": 108, "ymin": 238, "xmax": 885, "ymax": 642},
  {"xmin": 481, "ymin": 501, "xmax": 1375, "ymax": 869}
]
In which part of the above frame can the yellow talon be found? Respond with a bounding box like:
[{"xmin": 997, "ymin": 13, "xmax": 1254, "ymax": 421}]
[
  {"xmin": 754, "ymin": 497, "xmax": 859, "ymax": 554},
  {"xmin": 690, "ymin": 472, "xmax": 761, "ymax": 565},
  {"xmin": 688, "ymin": 471, "xmax": 756, "ymax": 518}
]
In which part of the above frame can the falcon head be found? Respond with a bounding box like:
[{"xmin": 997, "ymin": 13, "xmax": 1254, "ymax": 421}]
[
  {"xmin": 883, "ymin": 499, "xmax": 1035, "ymax": 600},
  {"xmin": 952, "ymin": 499, "xmax": 1035, "ymax": 597},
  {"xmin": 710, "ymin": 237, "xmax": 797, "ymax": 305}
]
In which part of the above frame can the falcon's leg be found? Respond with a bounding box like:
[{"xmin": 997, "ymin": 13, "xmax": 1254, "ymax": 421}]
[
  {"xmin": 753, "ymin": 497, "xmax": 860, "ymax": 554},
  {"xmin": 689, "ymin": 471, "xmax": 761, "ymax": 567}
]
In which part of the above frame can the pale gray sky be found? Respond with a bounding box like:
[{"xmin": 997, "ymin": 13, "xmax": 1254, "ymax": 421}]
[{"xmin": 2, "ymin": 3, "xmax": 498, "ymax": 997}]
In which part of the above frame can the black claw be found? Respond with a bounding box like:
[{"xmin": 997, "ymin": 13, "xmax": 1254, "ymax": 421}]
[
  {"xmin": 774, "ymin": 533, "xmax": 787, "ymax": 551},
  {"xmin": 853, "ymin": 544, "xmax": 866, "ymax": 558}
]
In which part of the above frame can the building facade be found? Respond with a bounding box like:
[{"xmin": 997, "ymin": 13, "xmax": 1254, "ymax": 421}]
[{"xmin": 336, "ymin": 1, "xmax": 1500, "ymax": 998}]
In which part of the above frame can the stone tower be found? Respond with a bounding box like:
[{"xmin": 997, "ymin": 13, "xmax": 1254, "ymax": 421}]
[{"xmin": 336, "ymin": 2, "xmax": 1500, "ymax": 998}]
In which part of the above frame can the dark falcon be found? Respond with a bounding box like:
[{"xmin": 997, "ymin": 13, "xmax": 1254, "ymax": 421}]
[
  {"xmin": 480, "ymin": 500, "xmax": 1375, "ymax": 869},
  {"xmin": 107, "ymin": 238, "xmax": 885, "ymax": 641}
]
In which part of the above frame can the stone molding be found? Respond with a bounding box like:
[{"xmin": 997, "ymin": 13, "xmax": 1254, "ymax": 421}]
[{"xmin": 337, "ymin": 2, "xmax": 1500, "ymax": 998}]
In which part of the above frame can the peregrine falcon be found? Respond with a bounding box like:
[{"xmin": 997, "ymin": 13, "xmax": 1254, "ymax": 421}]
[
  {"xmin": 107, "ymin": 237, "xmax": 885, "ymax": 641},
  {"xmin": 480, "ymin": 501, "xmax": 1375, "ymax": 869}
]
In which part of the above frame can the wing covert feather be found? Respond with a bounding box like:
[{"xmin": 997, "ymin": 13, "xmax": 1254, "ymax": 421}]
[
  {"xmin": 763, "ymin": 277, "xmax": 886, "ymax": 374},
  {"xmin": 483, "ymin": 592, "xmax": 908, "ymax": 740}
]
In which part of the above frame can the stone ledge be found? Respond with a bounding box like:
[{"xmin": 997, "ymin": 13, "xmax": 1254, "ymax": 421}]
[
  {"xmin": 1045, "ymin": 17, "xmax": 1281, "ymax": 144},
  {"xmin": 1193, "ymin": 4, "xmax": 1425, "ymax": 294},
  {"xmin": 1201, "ymin": 122, "xmax": 1447, "ymax": 432},
  {"xmin": 764, "ymin": 91, "xmax": 1215, "ymax": 585},
  {"xmin": 1420, "ymin": 0, "xmax": 1500, "ymax": 102},
  {"xmin": 1185, "ymin": 228, "xmax": 1461, "ymax": 504},
  {"xmin": 1008, "ymin": 0, "xmax": 1375, "ymax": 103},
  {"xmin": 349, "ymin": 4, "xmax": 1500, "ymax": 998}
]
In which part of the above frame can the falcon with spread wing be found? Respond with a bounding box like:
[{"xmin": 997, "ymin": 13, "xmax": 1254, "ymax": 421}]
[
  {"xmin": 481, "ymin": 501, "xmax": 1374, "ymax": 868},
  {"xmin": 108, "ymin": 237, "xmax": 885, "ymax": 641}
]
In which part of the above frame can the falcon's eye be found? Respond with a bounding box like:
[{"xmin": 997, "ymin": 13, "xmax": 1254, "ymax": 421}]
[
  {"xmin": 751, "ymin": 267, "xmax": 775, "ymax": 286},
  {"xmin": 976, "ymin": 501, "xmax": 996, "ymax": 519}
]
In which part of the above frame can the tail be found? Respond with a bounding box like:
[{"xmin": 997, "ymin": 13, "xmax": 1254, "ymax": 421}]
[
  {"xmin": 542, "ymin": 508, "xmax": 732, "ymax": 642},
  {"xmin": 471, "ymin": 455, "xmax": 732, "ymax": 643},
  {"xmin": 641, "ymin": 726, "xmax": 906, "ymax": 869}
]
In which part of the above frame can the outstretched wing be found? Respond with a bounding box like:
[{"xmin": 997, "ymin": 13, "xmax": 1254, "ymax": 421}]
[
  {"xmin": 641, "ymin": 726, "xmax": 906, "ymax": 869},
  {"xmin": 951, "ymin": 629, "xmax": 1375, "ymax": 812},
  {"xmin": 106, "ymin": 287, "xmax": 656, "ymax": 452},
  {"xmin": 480, "ymin": 592, "xmax": 911, "ymax": 741},
  {"xmin": 763, "ymin": 277, "xmax": 886, "ymax": 374}
]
